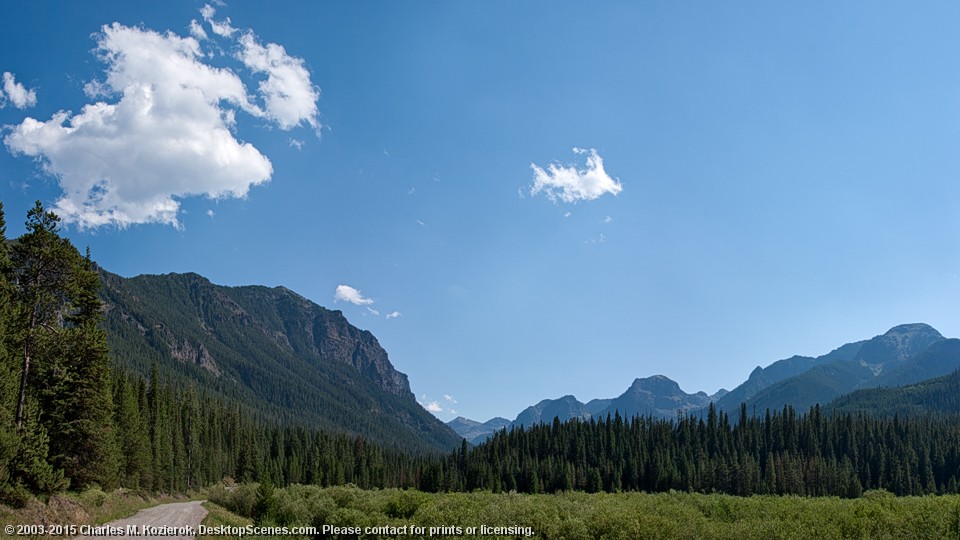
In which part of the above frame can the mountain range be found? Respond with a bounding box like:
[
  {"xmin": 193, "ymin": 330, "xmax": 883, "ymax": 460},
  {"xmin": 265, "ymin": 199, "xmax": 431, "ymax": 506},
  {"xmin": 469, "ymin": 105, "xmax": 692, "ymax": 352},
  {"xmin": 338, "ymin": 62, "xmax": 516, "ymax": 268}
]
[
  {"xmin": 92, "ymin": 267, "xmax": 960, "ymax": 452},
  {"xmin": 449, "ymin": 323, "xmax": 960, "ymax": 444},
  {"xmin": 98, "ymin": 269, "xmax": 461, "ymax": 454}
]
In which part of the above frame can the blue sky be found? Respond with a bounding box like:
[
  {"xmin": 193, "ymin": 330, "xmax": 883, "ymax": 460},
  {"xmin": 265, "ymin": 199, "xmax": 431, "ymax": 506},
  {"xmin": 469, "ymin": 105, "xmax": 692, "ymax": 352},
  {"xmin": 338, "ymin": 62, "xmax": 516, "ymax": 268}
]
[{"xmin": 2, "ymin": 1, "xmax": 960, "ymax": 422}]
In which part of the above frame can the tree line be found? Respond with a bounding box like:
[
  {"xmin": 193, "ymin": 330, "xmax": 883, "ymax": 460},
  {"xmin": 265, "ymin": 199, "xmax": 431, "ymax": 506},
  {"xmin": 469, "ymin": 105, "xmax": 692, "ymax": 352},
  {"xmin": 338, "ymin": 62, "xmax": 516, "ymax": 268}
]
[{"xmin": 428, "ymin": 403, "xmax": 960, "ymax": 497}]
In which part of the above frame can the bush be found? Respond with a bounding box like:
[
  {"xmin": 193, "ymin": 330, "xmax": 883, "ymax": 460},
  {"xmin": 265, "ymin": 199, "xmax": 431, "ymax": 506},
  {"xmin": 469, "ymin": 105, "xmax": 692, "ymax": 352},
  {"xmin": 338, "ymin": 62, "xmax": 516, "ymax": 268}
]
[{"xmin": 384, "ymin": 490, "xmax": 430, "ymax": 519}]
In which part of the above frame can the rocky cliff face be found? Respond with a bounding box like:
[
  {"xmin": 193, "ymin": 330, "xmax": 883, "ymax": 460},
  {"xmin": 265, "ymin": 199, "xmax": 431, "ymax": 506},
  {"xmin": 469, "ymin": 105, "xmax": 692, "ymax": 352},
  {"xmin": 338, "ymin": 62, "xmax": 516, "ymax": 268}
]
[{"xmin": 308, "ymin": 307, "xmax": 412, "ymax": 398}]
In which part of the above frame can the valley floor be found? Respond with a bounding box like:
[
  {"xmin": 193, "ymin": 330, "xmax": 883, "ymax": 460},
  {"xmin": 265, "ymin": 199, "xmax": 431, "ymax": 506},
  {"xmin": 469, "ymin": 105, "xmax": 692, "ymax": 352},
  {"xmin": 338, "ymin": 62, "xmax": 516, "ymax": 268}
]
[{"xmin": 209, "ymin": 484, "xmax": 960, "ymax": 539}]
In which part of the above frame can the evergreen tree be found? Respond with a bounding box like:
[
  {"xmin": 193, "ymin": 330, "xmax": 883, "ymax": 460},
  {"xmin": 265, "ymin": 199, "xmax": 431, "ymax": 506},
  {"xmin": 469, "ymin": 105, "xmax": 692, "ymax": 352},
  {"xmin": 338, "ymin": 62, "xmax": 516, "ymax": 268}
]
[
  {"xmin": 44, "ymin": 248, "xmax": 119, "ymax": 489},
  {"xmin": 9, "ymin": 202, "xmax": 75, "ymax": 429}
]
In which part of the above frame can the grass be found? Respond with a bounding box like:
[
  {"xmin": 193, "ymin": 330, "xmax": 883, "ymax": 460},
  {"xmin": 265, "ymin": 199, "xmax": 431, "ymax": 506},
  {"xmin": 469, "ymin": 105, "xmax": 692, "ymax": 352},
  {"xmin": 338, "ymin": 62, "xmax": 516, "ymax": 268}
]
[{"xmin": 198, "ymin": 501, "xmax": 254, "ymax": 540}]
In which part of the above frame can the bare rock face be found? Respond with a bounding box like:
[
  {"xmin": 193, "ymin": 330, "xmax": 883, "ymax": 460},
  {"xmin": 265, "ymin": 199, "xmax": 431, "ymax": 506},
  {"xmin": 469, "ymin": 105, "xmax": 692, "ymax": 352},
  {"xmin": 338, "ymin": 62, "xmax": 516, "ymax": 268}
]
[
  {"xmin": 258, "ymin": 287, "xmax": 413, "ymax": 399},
  {"xmin": 311, "ymin": 310, "xmax": 411, "ymax": 398},
  {"xmin": 169, "ymin": 337, "xmax": 221, "ymax": 376}
]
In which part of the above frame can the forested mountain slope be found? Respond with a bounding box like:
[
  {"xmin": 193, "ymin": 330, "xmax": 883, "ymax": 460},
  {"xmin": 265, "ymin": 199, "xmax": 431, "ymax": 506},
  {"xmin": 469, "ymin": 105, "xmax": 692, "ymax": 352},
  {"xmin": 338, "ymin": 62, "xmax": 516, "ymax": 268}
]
[
  {"xmin": 98, "ymin": 269, "xmax": 460, "ymax": 453},
  {"xmin": 725, "ymin": 324, "xmax": 948, "ymax": 415},
  {"xmin": 828, "ymin": 368, "xmax": 960, "ymax": 417}
]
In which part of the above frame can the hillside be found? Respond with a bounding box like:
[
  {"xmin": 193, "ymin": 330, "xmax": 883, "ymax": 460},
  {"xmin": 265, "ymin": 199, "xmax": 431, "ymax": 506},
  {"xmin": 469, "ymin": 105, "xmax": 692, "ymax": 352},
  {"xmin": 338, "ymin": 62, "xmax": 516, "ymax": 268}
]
[
  {"xmin": 707, "ymin": 324, "xmax": 947, "ymax": 416},
  {"xmin": 829, "ymin": 369, "xmax": 960, "ymax": 417},
  {"xmin": 99, "ymin": 269, "xmax": 461, "ymax": 454}
]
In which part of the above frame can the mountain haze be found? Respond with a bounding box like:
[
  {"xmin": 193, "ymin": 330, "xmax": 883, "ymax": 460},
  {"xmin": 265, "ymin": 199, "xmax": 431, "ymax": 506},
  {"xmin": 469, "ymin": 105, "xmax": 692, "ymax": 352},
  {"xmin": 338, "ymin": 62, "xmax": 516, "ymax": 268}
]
[
  {"xmin": 512, "ymin": 395, "xmax": 592, "ymax": 428},
  {"xmin": 734, "ymin": 323, "xmax": 945, "ymax": 414},
  {"xmin": 451, "ymin": 323, "xmax": 960, "ymax": 443},
  {"xmin": 599, "ymin": 375, "xmax": 712, "ymax": 419},
  {"xmin": 449, "ymin": 374, "xmax": 716, "ymax": 442},
  {"xmin": 447, "ymin": 417, "xmax": 511, "ymax": 445}
]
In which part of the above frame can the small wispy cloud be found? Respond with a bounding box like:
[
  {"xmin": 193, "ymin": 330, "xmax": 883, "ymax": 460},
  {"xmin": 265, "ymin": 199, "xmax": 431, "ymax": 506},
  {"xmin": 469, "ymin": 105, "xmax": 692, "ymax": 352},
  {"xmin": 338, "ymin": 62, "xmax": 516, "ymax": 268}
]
[
  {"xmin": 386, "ymin": 311, "xmax": 401, "ymax": 319},
  {"xmin": 530, "ymin": 148, "xmax": 622, "ymax": 204},
  {"xmin": 200, "ymin": 4, "xmax": 236, "ymax": 37},
  {"xmin": 206, "ymin": 209, "xmax": 215, "ymax": 217},
  {"xmin": 188, "ymin": 19, "xmax": 208, "ymax": 40},
  {"xmin": 366, "ymin": 307, "xmax": 380, "ymax": 316},
  {"xmin": 603, "ymin": 215, "xmax": 612, "ymax": 224},
  {"xmin": 586, "ymin": 233, "xmax": 607, "ymax": 244},
  {"xmin": 334, "ymin": 284, "xmax": 374, "ymax": 306},
  {"xmin": 420, "ymin": 393, "xmax": 458, "ymax": 416},
  {"xmin": 1, "ymin": 72, "xmax": 37, "ymax": 109},
  {"xmin": 415, "ymin": 219, "xmax": 425, "ymax": 227},
  {"xmin": 288, "ymin": 138, "xmax": 304, "ymax": 150}
]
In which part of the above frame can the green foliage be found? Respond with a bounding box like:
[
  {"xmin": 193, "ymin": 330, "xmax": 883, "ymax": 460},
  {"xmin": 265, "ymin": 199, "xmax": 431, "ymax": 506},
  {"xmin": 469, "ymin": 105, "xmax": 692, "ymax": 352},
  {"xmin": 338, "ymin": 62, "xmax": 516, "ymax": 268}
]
[
  {"xmin": 384, "ymin": 489, "xmax": 430, "ymax": 519},
  {"xmin": 209, "ymin": 483, "xmax": 260, "ymax": 518},
  {"xmin": 216, "ymin": 485, "xmax": 960, "ymax": 539},
  {"xmin": 6, "ymin": 399, "xmax": 67, "ymax": 499},
  {"xmin": 253, "ymin": 479, "xmax": 276, "ymax": 525}
]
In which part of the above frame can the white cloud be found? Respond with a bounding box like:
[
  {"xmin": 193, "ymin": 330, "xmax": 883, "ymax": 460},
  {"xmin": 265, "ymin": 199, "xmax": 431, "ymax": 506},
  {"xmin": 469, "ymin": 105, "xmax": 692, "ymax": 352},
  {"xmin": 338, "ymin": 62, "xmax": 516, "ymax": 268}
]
[
  {"xmin": 530, "ymin": 148, "xmax": 622, "ymax": 204},
  {"xmin": 206, "ymin": 209, "xmax": 215, "ymax": 217},
  {"xmin": 334, "ymin": 284, "xmax": 374, "ymax": 306},
  {"xmin": 415, "ymin": 219, "xmax": 425, "ymax": 227},
  {"xmin": 82, "ymin": 79, "xmax": 109, "ymax": 99},
  {"xmin": 1, "ymin": 72, "xmax": 37, "ymax": 109},
  {"xmin": 4, "ymin": 23, "xmax": 272, "ymax": 228},
  {"xmin": 603, "ymin": 215, "xmax": 612, "ymax": 223},
  {"xmin": 200, "ymin": 4, "xmax": 236, "ymax": 37},
  {"xmin": 419, "ymin": 393, "xmax": 457, "ymax": 415},
  {"xmin": 237, "ymin": 32, "xmax": 319, "ymax": 131},
  {"xmin": 188, "ymin": 19, "xmax": 208, "ymax": 41},
  {"xmin": 288, "ymin": 138, "xmax": 304, "ymax": 150},
  {"xmin": 386, "ymin": 311, "xmax": 401, "ymax": 319},
  {"xmin": 366, "ymin": 307, "xmax": 380, "ymax": 316},
  {"xmin": 4, "ymin": 8, "xmax": 322, "ymax": 230},
  {"xmin": 564, "ymin": 211, "xmax": 572, "ymax": 218}
]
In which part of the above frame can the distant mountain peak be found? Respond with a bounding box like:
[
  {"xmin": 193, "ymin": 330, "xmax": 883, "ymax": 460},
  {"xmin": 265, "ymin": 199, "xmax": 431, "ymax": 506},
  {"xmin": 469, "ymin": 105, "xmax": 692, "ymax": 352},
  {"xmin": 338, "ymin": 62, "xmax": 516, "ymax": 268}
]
[
  {"xmin": 884, "ymin": 323, "xmax": 940, "ymax": 336},
  {"xmin": 628, "ymin": 375, "xmax": 685, "ymax": 393},
  {"xmin": 856, "ymin": 323, "xmax": 944, "ymax": 365}
]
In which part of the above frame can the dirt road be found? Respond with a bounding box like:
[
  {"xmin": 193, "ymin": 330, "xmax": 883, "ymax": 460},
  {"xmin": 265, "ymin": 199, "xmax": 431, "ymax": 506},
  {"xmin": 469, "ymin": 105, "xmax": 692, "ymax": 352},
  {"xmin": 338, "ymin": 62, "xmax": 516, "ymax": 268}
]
[{"xmin": 76, "ymin": 500, "xmax": 208, "ymax": 540}]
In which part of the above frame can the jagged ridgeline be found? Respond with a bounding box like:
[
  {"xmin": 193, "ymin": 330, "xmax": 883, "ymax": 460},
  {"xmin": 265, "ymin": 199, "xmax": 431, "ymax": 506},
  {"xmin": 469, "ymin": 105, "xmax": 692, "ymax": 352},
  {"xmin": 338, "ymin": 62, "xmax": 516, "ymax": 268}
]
[{"xmin": 98, "ymin": 270, "xmax": 460, "ymax": 454}]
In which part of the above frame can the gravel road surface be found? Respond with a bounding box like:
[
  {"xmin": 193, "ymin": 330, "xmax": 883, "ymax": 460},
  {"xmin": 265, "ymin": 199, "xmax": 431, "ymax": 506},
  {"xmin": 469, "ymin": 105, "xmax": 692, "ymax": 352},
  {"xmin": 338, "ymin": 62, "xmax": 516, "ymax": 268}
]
[{"xmin": 76, "ymin": 500, "xmax": 208, "ymax": 540}]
